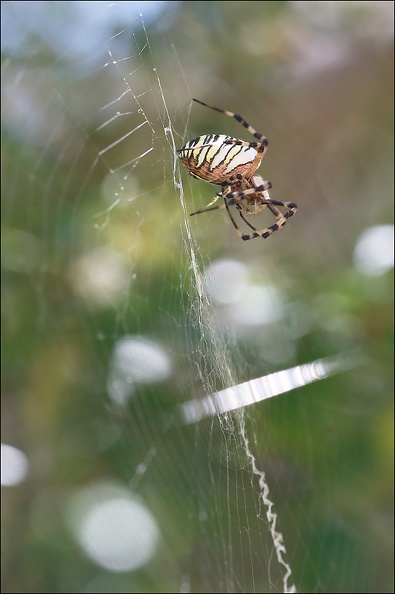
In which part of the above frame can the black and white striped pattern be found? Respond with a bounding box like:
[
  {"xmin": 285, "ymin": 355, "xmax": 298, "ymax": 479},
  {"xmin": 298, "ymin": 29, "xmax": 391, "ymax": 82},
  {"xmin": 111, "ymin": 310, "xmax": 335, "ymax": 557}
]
[
  {"xmin": 178, "ymin": 134, "xmax": 260, "ymax": 184},
  {"xmin": 178, "ymin": 99, "xmax": 297, "ymax": 241}
]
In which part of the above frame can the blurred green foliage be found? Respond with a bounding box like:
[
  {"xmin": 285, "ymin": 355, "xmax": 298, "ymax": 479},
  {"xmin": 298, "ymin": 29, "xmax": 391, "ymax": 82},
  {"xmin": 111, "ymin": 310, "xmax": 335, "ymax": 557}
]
[{"xmin": 2, "ymin": 2, "xmax": 393, "ymax": 593}]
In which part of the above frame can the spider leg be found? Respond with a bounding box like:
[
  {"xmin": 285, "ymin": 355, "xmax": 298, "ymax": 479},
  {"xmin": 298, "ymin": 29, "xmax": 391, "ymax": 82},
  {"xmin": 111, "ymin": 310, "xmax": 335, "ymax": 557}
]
[
  {"xmin": 222, "ymin": 138, "xmax": 268, "ymax": 155},
  {"xmin": 227, "ymin": 183, "xmax": 270, "ymax": 198},
  {"xmin": 254, "ymin": 189, "xmax": 283, "ymax": 219},
  {"xmin": 237, "ymin": 207, "xmax": 284, "ymax": 240},
  {"xmin": 190, "ymin": 192, "xmax": 223, "ymax": 216},
  {"xmin": 223, "ymin": 196, "xmax": 278, "ymax": 241},
  {"xmin": 227, "ymin": 186, "xmax": 298, "ymax": 213},
  {"xmin": 223, "ymin": 196, "xmax": 250, "ymax": 240},
  {"xmin": 232, "ymin": 196, "xmax": 280, "ymax": 219},
  {"xmin": 192, "ymin": 98, "xmax": 268, "ymax": 144},
  {"xmin": 266, "ymin": 202, "xmax": 283, "ymax": 220},
  {"xmin": 225, "ymin": 187, "xmax": 297, "ymax": 241},
  {"xmin": 241, "ymin": 204, "xmax": 297, "ymax": 240},
  {"xmin": 224, "ymin": 195, "xmax": 264, "ymax": 241},
  {"xmin": 190, "ymin": 180, "xmax": 241, "ymax": 216},
  {"xmin": 235, "ymin": 204, "xmax": 262, "ymax": 232},
  {"xmin": 247, "ymin": 178, "xmax": 282, "ymax": 217}
]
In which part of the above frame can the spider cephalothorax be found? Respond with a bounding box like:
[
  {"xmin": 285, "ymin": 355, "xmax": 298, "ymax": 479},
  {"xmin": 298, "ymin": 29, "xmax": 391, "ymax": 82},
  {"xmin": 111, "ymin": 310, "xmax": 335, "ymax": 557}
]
[{"xmin": 178, "ymin": 98, "xmax": 297, "ymax": 241}]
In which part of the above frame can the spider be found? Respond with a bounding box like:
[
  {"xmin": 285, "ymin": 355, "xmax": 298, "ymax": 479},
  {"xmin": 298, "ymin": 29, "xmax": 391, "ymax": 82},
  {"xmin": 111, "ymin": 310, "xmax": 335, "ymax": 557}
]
[{"xmin": 177, "ymin": 98, "xmax": 297, "ymax": 241}]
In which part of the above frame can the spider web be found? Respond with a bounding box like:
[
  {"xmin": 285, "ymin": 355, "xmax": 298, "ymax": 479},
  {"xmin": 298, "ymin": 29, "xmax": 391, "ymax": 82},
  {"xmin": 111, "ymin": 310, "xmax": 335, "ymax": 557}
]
[{"xmin": 2, "ymin": 2, "xmax": 394, "ymax": 593}]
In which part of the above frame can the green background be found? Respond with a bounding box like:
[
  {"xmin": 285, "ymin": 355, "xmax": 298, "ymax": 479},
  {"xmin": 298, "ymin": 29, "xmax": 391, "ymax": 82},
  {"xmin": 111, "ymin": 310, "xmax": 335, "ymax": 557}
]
[{"xmin": 2, "ymin": 2, "xmax": 393, "ymax": 592}]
